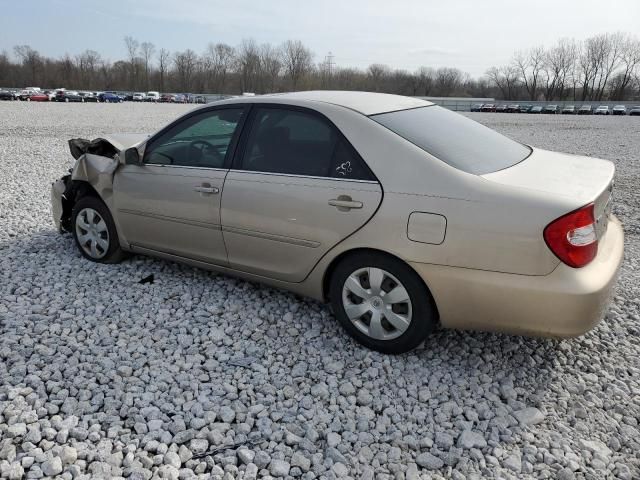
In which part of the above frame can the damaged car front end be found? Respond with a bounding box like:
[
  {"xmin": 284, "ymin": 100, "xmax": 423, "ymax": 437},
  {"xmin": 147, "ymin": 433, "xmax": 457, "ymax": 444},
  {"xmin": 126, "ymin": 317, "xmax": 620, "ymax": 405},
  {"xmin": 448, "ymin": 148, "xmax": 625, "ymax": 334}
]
[{"xmin": 51, "ymin": 134, "xmax": 148, "ymax": 233}]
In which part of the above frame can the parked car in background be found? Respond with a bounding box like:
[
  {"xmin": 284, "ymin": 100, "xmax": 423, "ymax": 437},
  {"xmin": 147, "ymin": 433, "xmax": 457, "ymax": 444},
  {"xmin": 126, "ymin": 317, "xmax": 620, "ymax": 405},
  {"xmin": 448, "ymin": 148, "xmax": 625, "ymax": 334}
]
[
  {"xmin": 172, "ymin": 94, "xmax": 187, "ymax": 103},
  {"xmin": 146, "ymin": 91, "xmax": 160, "ymax": 102},
  {"xmin": 56, "ymin": 90, "xmax": 84, "ymax": 102},
  {"xmin": 133, "ymin": 92, "xmax": 147, "ymax": 102},
  {"xmin": 470, "ymin": 103, "xmax": 484, "ymax": 112},
  {"xmin": 495, "ymin": 104, "xmax": 509, "ymax": 113},
  {"xmin": 612, "ymin": 105, "xmax": 627, "ymax": 116},
  {"xmin": 43, "ymin": 90, "xmax": 57, "ymax": 101},
  {"xmin": 519, "ymin": 105, "xmax": 533, "ymax": 113},
  {"xmin": 481, "ymin": 104, "xmax": 496, "ymax": 112},
  {"xmin": 98, "ymin": 92, "xmax": 123, "ymax": 103},
  {"xmin": 17, "ymin": 89, "xmax": 37, "ymax": 101},
  {"xmin": 25, "ymin": 91, "xmax": 50, "ymax": 102},
  {"xmin": 629, "ymin": 106, "xmax": 640, "ymax": 116},
  {"xmin": 50, "ymin": 91, "xmax": 623, "ymax": 354},
  {"xmin": 506, "ymin": 104, "xmax": 520, "ymax": 113},
  {"xmin": 594, "ymin": 105, "xmax": 610, "ymax": 115},
  {"xmin": 79, "ymin": 92, "xmax": 98, "ymax": 102},
  {"xmin": 562, "ymin": 105, "xmax": 576, "ymax": 114},
  {"xmin": 194, "ymin": 95, "xmax": 207, "ymax": 104},
  {"xmin": 159, "ymin": 94, "xmax": 173, "ymax": 103},
  {"xmin": 578, "ymin": 105, "xmax": 593, "ymax": 115},
  {"xmin": 0, "ymin": 90, "xmax": 16, "ymax": 100},
  {"xmin": 543, "ymin": 105, "xmax": 558, "ymax": 114},
  {"xmin": 530, "ymin": 106, "xmax": 543, "ymax": 113}
]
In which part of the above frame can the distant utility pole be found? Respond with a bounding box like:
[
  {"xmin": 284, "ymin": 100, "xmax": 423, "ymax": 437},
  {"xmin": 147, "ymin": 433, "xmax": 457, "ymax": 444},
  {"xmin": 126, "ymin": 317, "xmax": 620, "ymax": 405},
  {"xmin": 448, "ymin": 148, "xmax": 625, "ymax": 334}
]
[
  {"xmin": 325, "ymin": 52, "xmax": 335, "ymax": 77},
  {"xmin": 323, "ymin": 52, "xmax": 335, "ymax": 88}
]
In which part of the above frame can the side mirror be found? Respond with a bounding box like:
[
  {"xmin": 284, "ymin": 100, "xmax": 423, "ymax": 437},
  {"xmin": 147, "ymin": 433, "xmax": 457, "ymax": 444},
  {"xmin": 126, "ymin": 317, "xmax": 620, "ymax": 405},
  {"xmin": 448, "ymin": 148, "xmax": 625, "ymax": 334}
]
[{"xmin": 124, "ymin": 147, "xmax": 141, "ymax": 165}]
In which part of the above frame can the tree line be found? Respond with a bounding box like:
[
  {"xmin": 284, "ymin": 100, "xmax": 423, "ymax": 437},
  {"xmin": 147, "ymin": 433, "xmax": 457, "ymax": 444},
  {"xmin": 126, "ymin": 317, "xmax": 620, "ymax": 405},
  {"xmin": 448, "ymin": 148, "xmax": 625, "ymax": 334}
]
[
  {"xmin": 487, "ymin": 32, "xmax": 640, "ymax": 101},
  {"xmin": 1, "ymin": 33, "xmax": 638, "ymax": 100}
]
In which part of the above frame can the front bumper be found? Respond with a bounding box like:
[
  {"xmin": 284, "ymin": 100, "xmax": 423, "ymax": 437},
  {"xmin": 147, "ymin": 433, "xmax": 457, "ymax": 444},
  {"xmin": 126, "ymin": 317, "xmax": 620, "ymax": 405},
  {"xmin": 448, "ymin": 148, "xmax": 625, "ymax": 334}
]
[
  {"xmin": 51, "ymin": 179, "xmax": 66, "ymax": 232},
  {"xmin": 410, "ymin": 216, "xmax": 624, "ymax": 338}
]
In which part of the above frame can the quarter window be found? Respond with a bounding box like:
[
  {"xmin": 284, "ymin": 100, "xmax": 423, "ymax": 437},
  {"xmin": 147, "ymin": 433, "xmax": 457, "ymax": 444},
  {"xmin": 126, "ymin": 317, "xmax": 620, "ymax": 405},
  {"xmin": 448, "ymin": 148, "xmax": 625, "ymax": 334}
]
[
  {"xmin": 240, "ymin": 107, "xmax": 374, "ymax": 180},
  {"xmin": 144, "ymin": 108, "xmax": 244, "ymax": 168}
]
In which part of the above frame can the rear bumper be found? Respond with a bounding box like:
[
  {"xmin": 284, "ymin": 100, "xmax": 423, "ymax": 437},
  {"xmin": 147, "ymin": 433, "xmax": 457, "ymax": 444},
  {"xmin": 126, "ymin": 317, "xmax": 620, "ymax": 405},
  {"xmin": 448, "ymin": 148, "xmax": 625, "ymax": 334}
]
[{"xmin": 411, "ymin": 216, "xmax": 624, "ymax": 338}]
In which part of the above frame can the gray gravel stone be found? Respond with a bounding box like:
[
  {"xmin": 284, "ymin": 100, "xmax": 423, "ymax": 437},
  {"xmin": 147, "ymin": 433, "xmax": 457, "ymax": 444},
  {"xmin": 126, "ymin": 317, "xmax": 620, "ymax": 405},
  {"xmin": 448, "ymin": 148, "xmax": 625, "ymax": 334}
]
[
  {"xmin": 41, "ymin": 456, "xmax": 63, "ymax": 476},
  {"xmin": 457, "ymin": 430, "xmax": 487, "ymax": 449},
  {"xmin": 269, "ymin": 459, "xmax": 290, "ymax": 477},
  {"xmin": 513, "ymin": 407, "xmax": 545, "ymax": 426},
  {"xmin": 416, "ymin": 452, "xmax": 444, "ymax": 470}
]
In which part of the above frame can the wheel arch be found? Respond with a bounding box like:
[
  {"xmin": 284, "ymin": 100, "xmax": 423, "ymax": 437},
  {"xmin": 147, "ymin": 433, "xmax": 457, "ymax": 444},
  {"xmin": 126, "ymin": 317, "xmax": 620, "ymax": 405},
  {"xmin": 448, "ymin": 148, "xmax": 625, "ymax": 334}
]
[
  {"xmin": 60, "ymin": 180, "xmax": 103, "ymax": 232},
  {"xmin": 321, "ymin": 247, "xmax": 440, "ymax": 320}
]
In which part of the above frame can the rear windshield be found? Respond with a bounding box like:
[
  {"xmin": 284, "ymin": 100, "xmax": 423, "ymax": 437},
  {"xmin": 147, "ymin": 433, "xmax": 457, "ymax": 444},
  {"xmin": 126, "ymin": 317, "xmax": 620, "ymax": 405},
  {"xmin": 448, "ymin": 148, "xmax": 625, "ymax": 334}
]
[{"xmin": 371, "ymin": 106, "xmax": 531, "ymax": 174}]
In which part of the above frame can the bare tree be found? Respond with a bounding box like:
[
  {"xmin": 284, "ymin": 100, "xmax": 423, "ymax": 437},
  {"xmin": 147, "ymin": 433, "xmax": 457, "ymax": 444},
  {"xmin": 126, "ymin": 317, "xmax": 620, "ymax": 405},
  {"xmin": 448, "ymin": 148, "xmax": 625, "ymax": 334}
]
[
  {"xmin": 610, "ymin": 34, "xmax": 640, "ymax": 99},
  {"xmin": 14, "ymin": 45, "xmax": 41, "ymax": 85},
  {"xmin": 282, "ymin": 40, "xmax": 313, "ymax": 90},
  {"xmin": 434, "ymin": 67, "xmax": 466, "ymax": 97},
  {"xmin": 124, "ymin": 36, "xmax": 139, "ymax": 90},
  {"xmin": 541, "ymin": 39, "xmax": 577, "ymax": 100},
  {"xmin": 414, "ymin": 67, "xmax": 435, "ymax": 96},
  {"xmin": 158, "ymin": 48, "xmax": 170, "ymax": 93},
  {"xmin": 486, "ymin": 66, "xmax": 520, "ymax": 100},
  {"xmin": 367, "ymin": 64, "xmax": 390, "ymax": 92},
  {"xmin": 75, "ymin": 50, "xmax": 102, "ymax": 89},
  {"xmin": 204, "ymin": 43, "xmax": 235, "ymax": 92},
  {"xmin": 236, "ymin": 39, "xmax": 261, "ymax": 93},
  {"xmin": 173, "ymin": 49, "xmax": 198, "ymax": 92},
  {"xmin": 259, "ymin": 44, "xmax": 282, "ymax": 93},
  {"xmin": 513, "ymin": 46, "xmax": 545, "ymax": 100},
  {"xmin": 140, "ymin": 42, "xmax": 155, "ymax": 90}
]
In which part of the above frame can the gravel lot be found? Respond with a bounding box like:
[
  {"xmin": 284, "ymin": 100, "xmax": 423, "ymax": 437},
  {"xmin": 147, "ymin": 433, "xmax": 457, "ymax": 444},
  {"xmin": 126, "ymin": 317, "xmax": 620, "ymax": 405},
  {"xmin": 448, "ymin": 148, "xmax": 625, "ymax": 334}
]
[{"xmin": 1, "ymin": 102, "xmax": 639, "ymax": 480}]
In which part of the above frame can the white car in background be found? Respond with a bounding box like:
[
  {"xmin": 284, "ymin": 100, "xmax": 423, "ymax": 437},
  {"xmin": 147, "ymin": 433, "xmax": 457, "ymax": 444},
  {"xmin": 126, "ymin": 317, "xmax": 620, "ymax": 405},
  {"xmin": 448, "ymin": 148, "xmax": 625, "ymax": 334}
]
[
  {"xmin": 133, "ymin": 93, "xmax": 147, "ymax": 102},
  {"xmin": 146, "ymin": 91, "xmax": 160, "ymax": 102}
]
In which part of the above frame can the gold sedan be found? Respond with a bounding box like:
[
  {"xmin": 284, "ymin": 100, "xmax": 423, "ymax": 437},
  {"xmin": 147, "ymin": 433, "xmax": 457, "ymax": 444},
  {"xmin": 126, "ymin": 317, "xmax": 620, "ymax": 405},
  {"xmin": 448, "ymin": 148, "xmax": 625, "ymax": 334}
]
[{"xmin": 51, "ymin": 91, "xmax": 624, "ymax": 353}]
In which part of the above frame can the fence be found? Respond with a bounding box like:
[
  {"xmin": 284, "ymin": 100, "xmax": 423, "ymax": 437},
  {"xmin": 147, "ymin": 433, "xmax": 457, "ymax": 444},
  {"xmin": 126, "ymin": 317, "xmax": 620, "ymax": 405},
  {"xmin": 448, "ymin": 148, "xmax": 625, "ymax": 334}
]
[{"xmin": 417, "ymin": 97, "xmax": 640, "ymax": 112}]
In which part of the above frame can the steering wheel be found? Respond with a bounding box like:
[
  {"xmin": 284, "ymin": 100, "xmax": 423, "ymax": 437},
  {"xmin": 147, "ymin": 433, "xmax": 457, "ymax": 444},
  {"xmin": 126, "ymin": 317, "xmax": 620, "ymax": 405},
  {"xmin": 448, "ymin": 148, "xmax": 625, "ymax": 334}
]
[{"xmin": 189, "ymin": 140, "xmax": 223, "ymax": 165}]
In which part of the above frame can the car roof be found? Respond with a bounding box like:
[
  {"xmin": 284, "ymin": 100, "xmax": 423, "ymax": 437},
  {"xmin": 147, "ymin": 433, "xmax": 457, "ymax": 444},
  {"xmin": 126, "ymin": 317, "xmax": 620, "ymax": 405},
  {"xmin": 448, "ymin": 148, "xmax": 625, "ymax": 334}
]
[{"xmin": 221, "ymin": 90, "xmax": 434, "ymax": 116}]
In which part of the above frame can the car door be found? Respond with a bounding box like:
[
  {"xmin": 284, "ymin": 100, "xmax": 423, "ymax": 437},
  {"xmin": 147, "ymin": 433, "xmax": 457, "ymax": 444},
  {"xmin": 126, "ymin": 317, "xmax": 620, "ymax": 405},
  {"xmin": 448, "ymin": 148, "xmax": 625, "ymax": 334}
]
[
  {"xmin": 113, "ymin": 106, "xmax": 246, "ymax": 265},
  {"xmin": 221, "ymin": 105, "xmax": 383, "ymax": 283}
]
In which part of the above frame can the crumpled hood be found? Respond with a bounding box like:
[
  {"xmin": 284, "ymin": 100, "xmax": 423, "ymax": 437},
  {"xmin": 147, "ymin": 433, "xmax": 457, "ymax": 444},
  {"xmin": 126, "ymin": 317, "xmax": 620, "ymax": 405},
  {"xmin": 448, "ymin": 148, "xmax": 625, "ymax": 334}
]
[
  {"xmin": 68, "ymin": 134, "xmax": 150, "ymax": 160},
  {"xmin": 100, "ymin": 133, "xmax": 150, "ymax": 152}
]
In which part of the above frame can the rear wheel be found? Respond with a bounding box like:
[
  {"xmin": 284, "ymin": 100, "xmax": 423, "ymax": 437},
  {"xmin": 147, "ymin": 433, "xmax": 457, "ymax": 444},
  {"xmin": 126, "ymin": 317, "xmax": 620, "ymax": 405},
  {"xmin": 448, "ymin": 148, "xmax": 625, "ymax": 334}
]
[
  {"xmin": 71, "ymin": 196, "xmax": 125, "ymax": 263},
  {"xmin": 329, "ymin": 252, "xmax": 437, "ymax": 354}
]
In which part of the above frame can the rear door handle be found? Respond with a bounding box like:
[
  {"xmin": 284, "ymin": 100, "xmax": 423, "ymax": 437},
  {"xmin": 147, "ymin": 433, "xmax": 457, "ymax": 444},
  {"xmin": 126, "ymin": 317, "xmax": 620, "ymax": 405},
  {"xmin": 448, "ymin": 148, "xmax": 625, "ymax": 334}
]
[
  {"xmin": 329, "ymin": 197, "xmax": 363, "ymax": 211},
  {"xmin": 194, "ymin": 185, "xmax": 219, "ymax": 194}
]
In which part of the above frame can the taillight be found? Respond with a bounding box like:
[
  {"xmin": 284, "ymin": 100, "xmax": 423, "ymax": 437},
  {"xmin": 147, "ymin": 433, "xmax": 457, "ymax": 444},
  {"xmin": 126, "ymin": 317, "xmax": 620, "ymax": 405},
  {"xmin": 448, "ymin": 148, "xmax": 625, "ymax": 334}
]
[{"xmin": 544, "ymin": 203, "xmax": 598, "ymax": 268}]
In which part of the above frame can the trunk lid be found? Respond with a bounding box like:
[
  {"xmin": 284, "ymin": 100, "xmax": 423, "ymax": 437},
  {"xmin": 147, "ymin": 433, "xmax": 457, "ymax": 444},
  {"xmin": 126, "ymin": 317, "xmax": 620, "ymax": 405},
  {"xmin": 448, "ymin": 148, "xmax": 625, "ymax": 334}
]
[{"xmin": 482, "ymin": 147, "xmax": 615, "ymax": 239}]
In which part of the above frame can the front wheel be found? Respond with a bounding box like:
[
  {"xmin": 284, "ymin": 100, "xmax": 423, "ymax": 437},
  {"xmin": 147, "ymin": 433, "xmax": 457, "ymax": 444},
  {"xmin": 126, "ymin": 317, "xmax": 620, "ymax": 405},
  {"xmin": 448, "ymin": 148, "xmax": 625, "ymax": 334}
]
[
  {"xmin": 329, "ymin": 252, "xmax": 438, "ymax": 354},
  {"xmin": 71, "ymin": 196, "xmax": 125, "ymax": 263}
]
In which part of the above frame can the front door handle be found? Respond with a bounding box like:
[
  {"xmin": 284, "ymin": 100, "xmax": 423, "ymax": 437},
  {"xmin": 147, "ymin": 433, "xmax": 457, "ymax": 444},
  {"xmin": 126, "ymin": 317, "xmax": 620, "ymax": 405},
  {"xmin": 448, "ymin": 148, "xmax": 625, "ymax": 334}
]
[
  {"xmin": 329, "ymin": 196, "xmax": 363, "ymax": 211},
  {"xmin": 194, "ymin": 185, "xmax": 219, "ymax": 194}
]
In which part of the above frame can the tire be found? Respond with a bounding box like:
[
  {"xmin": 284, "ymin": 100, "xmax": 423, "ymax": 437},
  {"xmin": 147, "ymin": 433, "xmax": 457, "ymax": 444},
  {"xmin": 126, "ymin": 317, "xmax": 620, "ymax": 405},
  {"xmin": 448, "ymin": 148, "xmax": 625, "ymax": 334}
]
[
  {"xmin": 71, "ymin": 196, "xmax": 125, "ymax": 263},
  {"xmin": 329, "ymin": 251, "xmax": 438, "ymax": 354}
]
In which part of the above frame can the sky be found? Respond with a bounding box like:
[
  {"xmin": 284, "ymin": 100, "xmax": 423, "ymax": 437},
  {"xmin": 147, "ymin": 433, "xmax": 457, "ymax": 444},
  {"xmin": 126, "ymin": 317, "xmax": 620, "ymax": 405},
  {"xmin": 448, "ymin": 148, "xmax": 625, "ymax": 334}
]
[{"xmin": 1, "ymin": 0, "xmax": 639, "ymax": 77}]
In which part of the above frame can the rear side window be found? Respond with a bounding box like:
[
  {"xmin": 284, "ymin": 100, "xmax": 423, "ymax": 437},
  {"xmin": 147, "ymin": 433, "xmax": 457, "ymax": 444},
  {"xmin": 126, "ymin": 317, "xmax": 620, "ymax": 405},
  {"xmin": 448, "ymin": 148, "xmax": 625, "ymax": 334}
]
[
  {"xmin": 240, "ymin": 107, "xmax": 374, "ymax": 181},
  {"xmin": 371, "ymin": 106, "xmax": 530, "ymax": 174}
]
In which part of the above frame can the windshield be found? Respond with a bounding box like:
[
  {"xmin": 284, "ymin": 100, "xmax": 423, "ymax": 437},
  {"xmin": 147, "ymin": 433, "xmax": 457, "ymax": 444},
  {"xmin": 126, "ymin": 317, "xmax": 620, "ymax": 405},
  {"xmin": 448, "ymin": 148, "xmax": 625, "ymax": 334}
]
[{"xmin": 371, "ymin": 106, "xmax": 531, "ymax": 175}]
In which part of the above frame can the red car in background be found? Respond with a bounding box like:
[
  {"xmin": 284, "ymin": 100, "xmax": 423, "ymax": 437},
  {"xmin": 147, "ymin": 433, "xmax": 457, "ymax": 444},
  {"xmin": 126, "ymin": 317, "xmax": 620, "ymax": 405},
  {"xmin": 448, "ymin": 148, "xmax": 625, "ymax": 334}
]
[{"xmin": 26, "ymin": 92, "xmax": 50, "ymax": 102}]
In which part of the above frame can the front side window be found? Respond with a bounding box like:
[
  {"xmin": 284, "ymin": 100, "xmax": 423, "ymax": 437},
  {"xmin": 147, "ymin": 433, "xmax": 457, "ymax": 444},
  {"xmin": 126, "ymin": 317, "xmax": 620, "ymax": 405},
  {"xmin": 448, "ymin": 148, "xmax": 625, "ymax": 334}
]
[
  {"xmin": 240, "ymin": 107, "xmax": 374, "ymax": 180},
  {"xmin": 372, "ymin": 106, "xmax": 531, "ymax": 175},
  {"xmin": 144, "ymin": 108, "xmax": 244, "ymax": 168}
]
